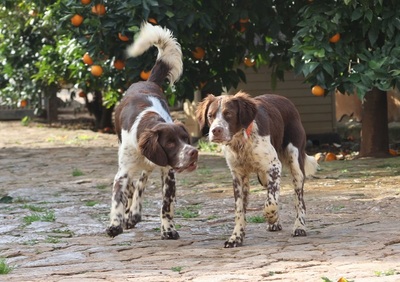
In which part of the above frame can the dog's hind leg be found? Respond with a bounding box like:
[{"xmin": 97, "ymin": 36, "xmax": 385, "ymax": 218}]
[
  {"xmin": 285, "ymin": 143, "xmax": 307, "ymax": 236},
  {"xmin": 160, "ymin": 167, "xmax": 179, "ymax": 240},
  {"xmin": 224, "ymin": 172, "xmax": 249, "ymax": 248},
  {"xmin": 106, "ymin": 172, "xmax": 130, "ymax": 237},
  {"xmin": 126, "ymin": 170, "xmax": 151, "ymax": 229}
]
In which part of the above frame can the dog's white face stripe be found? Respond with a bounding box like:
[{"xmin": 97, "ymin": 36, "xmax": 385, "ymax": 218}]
[{"xmin": 208, "ymin": 100, "xmax": 231, "ymax": 143}]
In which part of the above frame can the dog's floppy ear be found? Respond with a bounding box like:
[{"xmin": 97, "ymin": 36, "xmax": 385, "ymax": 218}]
[
  {"xmin": 233, "ymin": 91, "xmax": 257, "ymax": 129},
  {"xmin": 138, "ymin": 129, "xmax": 168, "ymax": 167},
  {"xmin": 195, "ymin": 94, "xmax": 216, "ymax": 130},
  {"xmin": 174, "ymin": 120, "xmax": 192, "ymax": 144}
]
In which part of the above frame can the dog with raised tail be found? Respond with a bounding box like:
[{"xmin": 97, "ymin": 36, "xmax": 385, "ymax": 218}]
[{"xmin": 106, "ymin": 23, "xmax": 198, "ymax": 240}]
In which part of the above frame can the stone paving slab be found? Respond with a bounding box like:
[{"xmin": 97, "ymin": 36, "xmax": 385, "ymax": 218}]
[{"xmin": 1, "ymin": 121, "xmax": 400, "ymax": 282}]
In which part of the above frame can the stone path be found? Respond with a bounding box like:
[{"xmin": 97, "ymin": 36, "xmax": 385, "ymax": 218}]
[{"xmin": 1, "ymin": 121, "xmax": 400, "ymax": 282}]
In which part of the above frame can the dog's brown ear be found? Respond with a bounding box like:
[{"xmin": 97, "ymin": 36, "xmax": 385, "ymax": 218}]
[
  {"xmin": 138, "ymin": 129, "xmax": 168, "ymax": 167},
  {"xmin": 233, "ymin": 91, "xmax": 257, "ymax": 128},
  {"xmin": 195, "ymin": 94, "xmax": 216, "ymax": 130},
  {"xmin": 174, "ymin": 120, "xmax": 192, "ymax": 144}
]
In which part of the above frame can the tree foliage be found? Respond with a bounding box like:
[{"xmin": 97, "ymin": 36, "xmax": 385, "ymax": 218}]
[
  {"xmin": 58, "ymin": 0, "xmax": 304, "ymax": 106},
  {"xmin": 290, "ymin": 0, "xmax": 400, "ymax": 99},
  {"xmin": 1, "ymin": 0, "xmax": 306, "ymax": 111}
]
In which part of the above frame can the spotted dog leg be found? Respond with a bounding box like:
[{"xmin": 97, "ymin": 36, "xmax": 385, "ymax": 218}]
[
  {"xmin": 123, "ymin": 179, "xmax": 134, "ymax": 229},
  {"xmin": 126, "ymin": 170, "xmax": 150, "ymax": 229},
  {"xmin": 286, "ymin": 144, "xmax": 307, "ymax": 236},
  {"xmin": 259, "ymin": 156, "xmax": 282, "ymax": 232},
  {"xmin": 106, "ymin": 172, "xmax": 130, "ymax": 237},
  {"xmin": 224, "ymin": 173, "xmax": 250, "ymax": 248},
  {"xmin": 160, "ymin": 168, "xmax": 179, "ymax": 240}
]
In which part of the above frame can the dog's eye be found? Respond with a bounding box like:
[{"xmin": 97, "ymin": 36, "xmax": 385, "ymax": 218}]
[
  {"xmin": 166, "ymin": 141, "xmax": 176, "ymax": 148},
  {"xmin": 224, "ymin": 111, "xmax": 232, "ymax": 119}
]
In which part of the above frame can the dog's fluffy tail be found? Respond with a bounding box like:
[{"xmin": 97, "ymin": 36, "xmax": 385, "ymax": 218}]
[
  {"xmin": 304, "ymin": 154, "xmax": 319, "ymax": 177},
  {"xmin": 126, "ymin": 22, "xmax": 183, "ymax": 85}
]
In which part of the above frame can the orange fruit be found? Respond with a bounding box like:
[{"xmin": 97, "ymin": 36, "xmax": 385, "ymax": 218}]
[
  {"xmin": 148, "ymin": 18, "xmax": 157, "ymax": 25},
  {"xmin": 329, "ymin": 33, "xmax": 341, "ymax": 43},
  {"xmin": 239, "ymin": 24, "xmax": 246, "ymax": 33},
  {"xmin": 78, "ymin": 91, "xmax": 86, "ymax": 98},
  {"xmin": 82, "ymin": 53, "xmax": 93, "ymax": 65},
  {"xmin": 239, "ymin": 18, "xmax": 249, "ymax": 23},
  {"xmin": 81, "ymin": 0, "xmax": 91, "ymax": 4},
  {"xmin": 91, "ymin": 65, "xmax": 103, "ymax": 77},
  {"xmin": 71, "ymin": 14, "xmax": 84, "ymax": 27},
  {"xmin": 20, "ymin": 99, "xmax": 28, "ymax": 108},
  {"xmin": 244, "ymin": 57, "xmax": 256, "ymax": 67},
  {"xmin": 91, "ymin": 4, "xmax": 106, "ymax": 15},
  {"xmin": 312, "ymin": 85, "xmax": 325, "ymax": 96},
  {"xmin": 140, "ymin": 70, "xmax": 151, "ymax": 80},
  {"xmin": 118, "ymin": 33, "xmax": 129, "ymax": 41},
  {"xmin": 114, "ymin": 59, "xmax": 125, "ymax": 70},
  {"xmin": 325, "ymin": 152, "xmax": 337, "ymax": 161},
  {"xmin": 192, "ymin": 47, "xmax": 205, "ymax": 60}
]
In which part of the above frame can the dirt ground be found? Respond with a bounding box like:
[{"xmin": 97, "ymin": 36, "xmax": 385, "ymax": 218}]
[{"xmin": 1, "ymin": 121, "xmax": 400, "ymax": 282}]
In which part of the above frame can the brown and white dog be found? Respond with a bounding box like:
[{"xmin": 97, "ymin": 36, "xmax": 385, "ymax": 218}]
[
  {"xmin": 196, "ymin": 92, "xmax": 318, "ymax": 247},
  {"xmin": 106, "ymin": 23, "xmax": 198, "ymax": 240}
]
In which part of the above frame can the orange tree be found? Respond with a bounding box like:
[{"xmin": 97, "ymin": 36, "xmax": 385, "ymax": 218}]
[
  {"xmin": 58, "ymin": 0, "xmax": 304, "ymax": 128},
  {"xmin": 0, "ymin": 1, "xmax": 55, "ymax": 114},
  {"xmin": 0, "ymin": 0, "xmax": 93, "ymax": 122},
  {"xmin": 290, "ymin": 0, "xmax": 400, "ymax": 157},
  {"xmin": 1, "ymin": 0, "xmax": 304, "ymax": 129}
]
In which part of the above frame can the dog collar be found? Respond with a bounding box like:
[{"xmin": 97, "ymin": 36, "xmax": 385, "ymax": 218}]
[{"xmin": 245, "ymin": 121, "xmax": 254, "ymax": 138}]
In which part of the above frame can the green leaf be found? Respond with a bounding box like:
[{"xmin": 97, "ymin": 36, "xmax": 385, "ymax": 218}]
[
  {"xmin": 360, "ymin": 73, "xmax": 373, "ymax": 86},
  {"xmin": 165, "ymin": 10, "xmax": 174, "ymax": 18},
  {"xmin": 368, "ymin": 24, "xmax": 379, "ymax": 46},
  {"xmin": 351, "ymin": 8, "xmax": 363, "ymax": 21},
  {"xmin": 303, "ymin": 62, "xmax": 319, "ymax": 77},
  {"xmin": 356, "ymin": 84, "xmax": 369, "ymax": 100},
  {"xmin": 365, "ymin": 9, "xmax": 373, "ymax": 23},
  {"xmin": 393, "ymin": 18, "xmax": 400, "ymax": 30},
  {"xmin": 389, "ymin": 69, "xmax": 400, "ymax": 76},
  {"xmin": 322, "ymin": 62, "xmax": 334, "ymax": 78},
  {"xmin": 313, "ymin": 48, "xmax": 325, "ymax": 58}
]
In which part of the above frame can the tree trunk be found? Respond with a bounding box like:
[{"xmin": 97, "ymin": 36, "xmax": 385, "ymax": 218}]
[
  {"xmin": 45, "ymin": 83, "xmax": 59, "ymax": 123},
  {"xmin": 359, "ymin": 87, "xmax": 390, "ymax": 158},
  {"xmin": 99, "ymin": 104, "xmax": 114, "ymax": 132},
  {"xmin": 85, "ymin": 90, "xmax": 114, "ymax": 132}
]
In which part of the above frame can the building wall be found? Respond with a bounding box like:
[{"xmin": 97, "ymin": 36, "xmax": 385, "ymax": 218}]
[{"xmin": 233, "ymin": 66, "xmax": 336, "ymax": 134}]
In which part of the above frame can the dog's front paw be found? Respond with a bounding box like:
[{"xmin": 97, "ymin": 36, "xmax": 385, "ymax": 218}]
[
  {"xmin": 161, "ymin": 229, "xmax": 180, "ymax": 240},
  {"xmin": 224, "ymin": 235, "xmax": 243, "ymax": 248},
  {"xmin": 125, "ymin": 213, "xmax": 141, "ymax": 229},
  {"xmin": 292, "ymin": 228, "xmax": 307, "ymax": 237},
  {"xmin": 106, "ymin": 225, "xmax": 123, "ymax": 237},
  {"xmin": 268, "ymin": 222, "xmax": 282, "ymax": 232}
]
